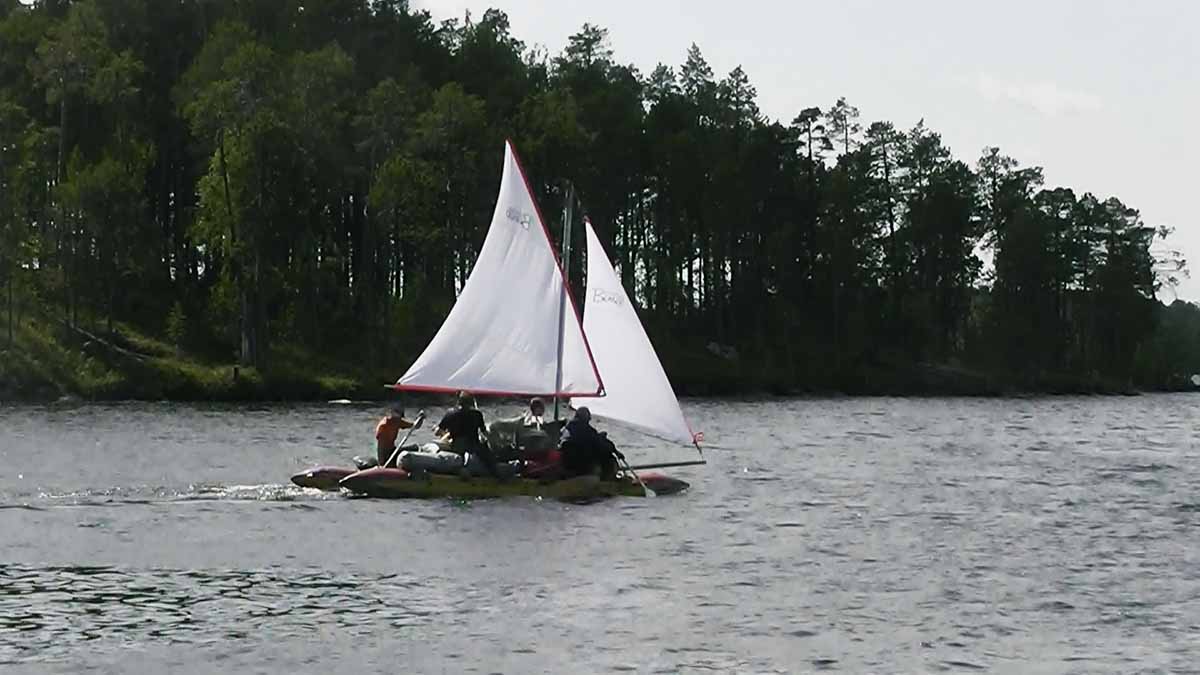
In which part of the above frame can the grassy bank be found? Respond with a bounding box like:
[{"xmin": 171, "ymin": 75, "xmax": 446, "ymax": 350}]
[
  {"xmin": 0, "ymin": 310, "xmax": 1193, "ymax": 403},
  {"xmin": 0, "ymin": 313, "xmax": 368, "ymax": 402}
]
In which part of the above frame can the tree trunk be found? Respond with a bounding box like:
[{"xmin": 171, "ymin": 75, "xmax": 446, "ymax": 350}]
[
  {"xmin": 254, "ymin": 247, "xmax": 265, "ymax": 368},
  {"xmin": 392, "ymin": 209, "xmax": 401, "ymax": 298},
  {"xmin": 382, "ymin": 264, "xmax": 391, "ymax": 364},
  {"xmin": 0, "ymin": 124, "xmax": 6, "ymax": 348},
  {"xmin": 68, "ymin": 222, "xmax": 77, "ymax": 329},
  {"xmin": 14, "ymin": 272, "xmax": 21, "ymax": 339},
  {"xmin": 832, "ymin": 234, "xmax": 842, "ymax": 371},
  {"xmin": 57, "ymin": 98, "xmax": 67, "ymax": 184},
  {"xmin": 217, "ymin": 129, "xmax": 252, "ymax": 367},
  {"xmin": 107, "ymin": 271, "xmax": 114, "ymax": 336},
  {"xmin": 106, "ymin": 227, "xmax": 115, "ymax": 336},
  {"xmin": 355, "ymin": 186, "xmax": 372, "ymax": 361},
  {"xmin": 250, "ymin": 141, "xmax": 268, "ymax": 370},
  {"xmin": 806, "ymin": 125, "xmax": 813, "ymax": 167},
  {"xmin": 240, "ymin": 284, "xmax": 254, "ymax": 367},
  {"xmin": 6, "ymin": 273, "xmax": 12, "ymax": 347}
]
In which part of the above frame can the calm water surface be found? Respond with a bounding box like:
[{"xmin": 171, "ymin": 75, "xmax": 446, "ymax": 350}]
[{"xmin": 2, "ymin": 395, "xmax": 1199, "ymax": 673}]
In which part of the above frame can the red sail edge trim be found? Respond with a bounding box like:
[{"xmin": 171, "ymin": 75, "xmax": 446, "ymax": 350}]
[
  {"xmin": 390, "ymin": 383, "xmax": 605, "ymax": 398},
  {"xmin": 505, "ymin": 138, "xmax": 605, "ymax": 397}
]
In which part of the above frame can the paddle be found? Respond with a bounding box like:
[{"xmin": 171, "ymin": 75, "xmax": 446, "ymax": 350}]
[
  {"xmin": 384, "ymin": 410, "xmax": 425, "ymax": 469},
  {"xmin": 624, "ymin": 460, "xmax": 707, "ymax": 471},
  {"xmin": 616, "ymin": 452, "xmax": 655, "ymax": 498}
]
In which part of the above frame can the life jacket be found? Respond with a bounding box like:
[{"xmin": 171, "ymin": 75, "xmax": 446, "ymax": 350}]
[{"xmin": 522, "ymin": 448, "xmax": 562, "ymax": 478}]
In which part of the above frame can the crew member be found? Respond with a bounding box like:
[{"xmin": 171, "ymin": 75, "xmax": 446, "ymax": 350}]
[
  {"xmin": 435, "ymin": 391, "xmax": 501, "ymax": 478},
  {"xmin": 375, "ymin": 405, "xmax": 415, "ymax": 467},
  {"xmin": 523, "ymin": 397, "xmax": 547, "ymax": 428},
  {"xmin": 559, "ymin": 407, "xmax": 623, "ymax": 480}
]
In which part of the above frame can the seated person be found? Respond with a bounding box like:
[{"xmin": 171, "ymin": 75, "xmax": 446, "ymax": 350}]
[
  {"xmin": 517, "ymin": 397, "xmax": 561, "ymax": 455},
  {"xmin": 522, "ymin": 397, "xmax": 547, "ymax": 428},
  {"xmin": 487, "ymin": 397, "xmax": 562, "ymax": 461},
  {"xmin": 558, "ymin": 407, "xmax": 624, "ymax": 481}
]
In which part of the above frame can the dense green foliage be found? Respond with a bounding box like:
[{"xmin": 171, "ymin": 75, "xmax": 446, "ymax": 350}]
[{"xmin": 0, "ymin": 0, "xmax": 1195, "ymax": 399}]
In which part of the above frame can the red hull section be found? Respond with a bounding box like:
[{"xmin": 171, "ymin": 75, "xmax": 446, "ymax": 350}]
[
  {"xmin": 338, "ymin": 467, "xmax": 411, "ymax": 494},
  {"xmin": 290, "ymin": 466, "xmax": 357, "ymax": 491}
]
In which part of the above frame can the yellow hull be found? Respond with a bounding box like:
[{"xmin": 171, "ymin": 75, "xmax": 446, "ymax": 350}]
[{"xmin": 336, "ymin": 467, "xmax": 688, "ymax": 500}]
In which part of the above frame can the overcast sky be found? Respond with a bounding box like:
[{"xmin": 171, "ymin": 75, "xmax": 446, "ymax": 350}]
[{"xmin": 417, "ymin": 0, "xmax": 1199, "ymax": 300}]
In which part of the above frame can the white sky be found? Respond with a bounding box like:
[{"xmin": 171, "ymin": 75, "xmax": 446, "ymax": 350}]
[{"xmin": 419, "ymin": 0, "xmax": 1199, "ymax": 300}]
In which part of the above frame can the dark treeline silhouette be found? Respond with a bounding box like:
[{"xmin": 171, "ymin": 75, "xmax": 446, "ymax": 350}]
[{"xmin": 0, "ymin": 0, "xmax": 1195, "ymax": 398}]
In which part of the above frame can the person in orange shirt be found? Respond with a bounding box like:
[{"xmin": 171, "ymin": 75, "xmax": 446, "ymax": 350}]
[{"xmin": 375, "ymin": 405, "xmax": 416, "ymax": 467}]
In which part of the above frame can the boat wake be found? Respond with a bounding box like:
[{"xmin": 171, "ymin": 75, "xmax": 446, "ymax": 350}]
[{"xmin": 0, "ymin": 483, "xmax": 337, "ymax": 509}]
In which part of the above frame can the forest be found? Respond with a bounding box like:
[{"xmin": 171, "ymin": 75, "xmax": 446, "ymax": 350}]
[{"xmin": 1, "ymin": 0, "xmax": 1198, "ymax": 401}]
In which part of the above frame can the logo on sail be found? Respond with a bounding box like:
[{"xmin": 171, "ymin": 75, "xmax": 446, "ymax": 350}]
[
  {"xmin": 592, "ymin": 288, "xmax": 624, "ymax": 306},
  {"xmin": 505, "ymin": 207, "xmax": 533, "ymax": 230}
]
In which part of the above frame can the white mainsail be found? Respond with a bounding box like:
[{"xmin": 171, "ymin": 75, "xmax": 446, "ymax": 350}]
[
  {"xmin": 395, "ymin": 141, "xmax": 602, "ymax": 397},
  {"xmin": 574, "ymin": 220, "xmax": 697, "ymax": 445}
]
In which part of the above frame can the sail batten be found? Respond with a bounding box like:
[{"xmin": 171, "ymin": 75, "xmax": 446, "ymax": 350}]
[
  {"xmin": 395, "ymin": 141, "xmax": 601, "ymax": 397},
  {"xmin": 574, "ymin": 220, "xmax": 697, "ymax": 445}
]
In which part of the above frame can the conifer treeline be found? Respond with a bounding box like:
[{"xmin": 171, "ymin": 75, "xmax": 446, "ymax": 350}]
[{"xmin": 0, "ymin": 0, "xmax": 1193, "ymax": 393}]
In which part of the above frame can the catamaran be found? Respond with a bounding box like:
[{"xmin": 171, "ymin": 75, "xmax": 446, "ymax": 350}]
[{"xmin": 291, "ymin": 141, "xmax": 704, "ymax": 499}]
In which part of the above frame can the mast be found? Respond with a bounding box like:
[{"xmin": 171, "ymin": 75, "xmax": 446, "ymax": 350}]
[{"xmin": 553, "ymin": 182, "xmax": 575, "ymax": 420}]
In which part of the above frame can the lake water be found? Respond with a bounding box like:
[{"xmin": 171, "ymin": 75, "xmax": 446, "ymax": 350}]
[{"xmin": 1, "ymin": 395, "xmax": 1198, "ymax": 673}]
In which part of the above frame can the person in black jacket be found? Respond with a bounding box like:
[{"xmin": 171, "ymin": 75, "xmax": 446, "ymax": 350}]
[
  {"xmin": 435, "ymin": 391, "xmax": 501, "ymax": 478},
  {"xmin": 435, "ymin": 392, "xmax": 487, "ymax": 451},
  {"xmin": 559, "ymin": 407, "xmax": 624, "ymax": 480}
]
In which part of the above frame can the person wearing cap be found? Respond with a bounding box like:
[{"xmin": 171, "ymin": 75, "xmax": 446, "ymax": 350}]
[
  {"xmin": 559, "ymin": 406, "xmax": 623, "ymax": 480},
  {"xmin": 512, "ymin": 397, "xmax": 565, "ymax": 477},
  {"xmin": 517, "ymin": 396, "xmax": 562, "ymax": 455},
  {"xmin": 522, "ymin": 397, "xmax": 547, "ymax": 429},
  {"xmin": 483, "ymin": 397, "xmax": 558, "ymax": 465},
  {"xmin": 375, "ymin": 405, "xmax": 415, "ymax": 467}
]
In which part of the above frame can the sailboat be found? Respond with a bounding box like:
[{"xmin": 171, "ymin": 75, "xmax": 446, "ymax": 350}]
[{"xmin": 292, "ymin": 141, "xmax": 704, "ymax": 499}]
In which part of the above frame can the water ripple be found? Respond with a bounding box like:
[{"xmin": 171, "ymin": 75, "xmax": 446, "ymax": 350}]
[{"xmin": 1, "ymin": 396, "xmax": 1199, "ymax": 672}]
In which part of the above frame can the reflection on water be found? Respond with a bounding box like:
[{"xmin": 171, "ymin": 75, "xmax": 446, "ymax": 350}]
[{"xmin": 1, "ymin": 396, "xmax": 1199, "ymax": 672}]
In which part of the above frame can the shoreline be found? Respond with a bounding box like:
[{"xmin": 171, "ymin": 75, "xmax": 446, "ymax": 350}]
[
  {"xmin": 3, "ymin": 314, "xmax": 1195, "ymax": 404},
  {"xmin": 3, "ymin": 369, "xmax": 1194, "ymax": 404}
]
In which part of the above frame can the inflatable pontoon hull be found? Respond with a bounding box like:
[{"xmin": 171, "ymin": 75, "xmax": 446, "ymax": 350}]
[
  {"xmin": 338, "ymin": 466, "xmax": 689, "ymax": 499},
  {"xmin": 290, "ymin": 466, "xmax": 358, "ymax": 491}
]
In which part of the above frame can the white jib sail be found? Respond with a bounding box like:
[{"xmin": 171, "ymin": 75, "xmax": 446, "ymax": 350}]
[
  {"xmin": 395, "ymin": 141, "xmax": 602, "ymax": 397},
  {"xmin": 574, "ymin": 220, "xmax": 696, "ymax": 444}
]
